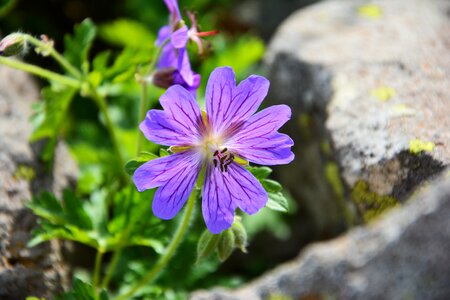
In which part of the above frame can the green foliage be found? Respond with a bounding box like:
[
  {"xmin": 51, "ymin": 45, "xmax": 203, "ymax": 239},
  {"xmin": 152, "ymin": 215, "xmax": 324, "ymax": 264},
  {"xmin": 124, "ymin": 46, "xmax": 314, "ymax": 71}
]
[
  {"xmin": 27, "ymin": 187, "xmax": 163, "ymax": 254},
  {"xmin": 125, "ymin": 151, "xmax": 159, "ymax": 175},
  {"xmin": 64, "ymin": 19, "xmax": 97, "ymax": 74},
  {"xmin": 249, "ymin": 166, "xmax": 289, "ymax": 213},
  {"xmin": 196, "ymin": 217, "xmax": 248, "ymax": 263},
  {"xmin": 99, "ymin": 18, "xmax": 154, "ymax": 49},
  {"xmin": 56, "ymin": 278, "xmax": 108, "ymax": 300}
]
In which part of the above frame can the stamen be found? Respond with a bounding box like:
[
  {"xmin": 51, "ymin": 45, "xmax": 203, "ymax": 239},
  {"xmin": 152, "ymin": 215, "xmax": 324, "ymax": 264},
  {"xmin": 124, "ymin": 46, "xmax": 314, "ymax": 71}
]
[
  {"xmin": 213, "ymin": 150, "xmax": 219, "ymax": 157},
  {"xmin": 220, "ymin": 148, "xmax": 228, "ymax": 153},
  {"xmin": 213, "ymin": 159, "xmax": 218, "ymax": 167}
]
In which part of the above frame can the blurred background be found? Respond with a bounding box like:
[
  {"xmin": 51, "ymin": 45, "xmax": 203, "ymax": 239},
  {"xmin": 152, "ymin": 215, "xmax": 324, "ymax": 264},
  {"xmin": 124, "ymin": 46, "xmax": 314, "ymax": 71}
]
[{"xmin": 0, "ymin": 0, "xmax": 335, "ymax": 297}]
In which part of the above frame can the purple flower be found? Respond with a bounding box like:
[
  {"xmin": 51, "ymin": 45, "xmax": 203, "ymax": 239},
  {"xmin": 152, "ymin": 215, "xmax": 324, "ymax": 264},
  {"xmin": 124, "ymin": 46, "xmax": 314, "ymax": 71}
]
[
  {"xmin": 134, "ymin": 67, "xmax": 294, "ymax": 234},
  {"xmin": 155, "ymin": 0, "xmax": 200, "ymax": 93}
]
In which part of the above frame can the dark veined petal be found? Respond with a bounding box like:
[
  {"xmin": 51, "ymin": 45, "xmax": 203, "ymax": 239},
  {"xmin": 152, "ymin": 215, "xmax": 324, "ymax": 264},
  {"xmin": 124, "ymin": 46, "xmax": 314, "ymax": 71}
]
[
  {"xmin": 205, "ymin": 67, "xmax": 270, "ymax": 134},
  {"xmin": 222, "ymin": 74, "xmax": 269, "ymax": 128},
  {"xmin": 133, "ymin": 151, "xmax": 202, "ymax": 219},
  {"xmin": 140, "ymin": 85, "xmax": 202, "ymax": 146},
  {"xmin": 226, "ymin": 105, "xmax": 294, "ymax": 165},
  {"xmin": 205, "ymin": 67, "xmax": 236, "ymax": 133},
  {"xmin": 202, "ymin": 162, "xmax": 267, "ymax": 234}
]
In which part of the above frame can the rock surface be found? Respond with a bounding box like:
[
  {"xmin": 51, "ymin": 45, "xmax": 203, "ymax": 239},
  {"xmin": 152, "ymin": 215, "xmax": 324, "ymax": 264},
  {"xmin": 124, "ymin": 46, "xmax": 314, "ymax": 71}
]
[
  {"xmin": 191, "ymin": 170, "xmax": 450, "ymax": 300},
  {"xmin": 191, "ymin": 0, "xmax": 450, "ymax": 299},
  {"xmin": 0, "ymin": 65, "xmax": 77, "ymax": 299},
  {"xmin": 266, "ymin": 0, "xmax": 449, "ymax": 199}
]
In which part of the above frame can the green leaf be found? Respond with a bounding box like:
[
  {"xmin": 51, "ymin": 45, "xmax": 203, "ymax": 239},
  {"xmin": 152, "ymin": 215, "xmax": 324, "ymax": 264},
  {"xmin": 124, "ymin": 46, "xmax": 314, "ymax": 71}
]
[
  {"xmin": 196, "ymin": 229, "xmax": 220, "ymax": 263},
  {"xmin": 124, "ymin": 151, "xmax": 158, "ymax": 175},
  {"xmin": 266, "ymin": 192, "xmax": 289, "ymax": 213},
  {"xmin": 248, "ymin": 166, "xmax": 272, "ymax": 179},
  {"xmin": 231, "ymin": 219, "xmax": 248, "ymax": 253},
  {"xmin": 262, "ymin": 179, "xmax": 283, "ymax": 193},
  {"xmin": 30, "ymin": 85, "xmax": 77, "ymax": 161},
  {"xmin": 27, "ymin": 192, "xmax": 64, "ymax": 223},
  {"xmin": 57, "ymin": 278, "xmax": 108, "ymax": 300},
  {"xmin": 64, "ymin": 18, "xmax": 97, "ymax": 73},
  {"xmin": 159, "ymin": 148, "xmax": 169, "ymax": 157},
  {"xmin": 99, "ymin": 18, "xmax": 154, "ymax": 49},
  {"xmin": 62, "ymin": 190, "xmax": 93, "ymax": 230}
]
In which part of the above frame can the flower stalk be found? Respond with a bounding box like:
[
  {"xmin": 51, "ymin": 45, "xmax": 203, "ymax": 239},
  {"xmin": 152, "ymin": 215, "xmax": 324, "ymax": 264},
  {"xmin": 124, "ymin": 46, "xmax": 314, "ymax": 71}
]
[
  {"xmin": 114, "ymin": 187, "xmax": 197, "ymax": 300},
  {"xmin": 0, "ymin": 56, "xmax": 80, "ymax": 88}
]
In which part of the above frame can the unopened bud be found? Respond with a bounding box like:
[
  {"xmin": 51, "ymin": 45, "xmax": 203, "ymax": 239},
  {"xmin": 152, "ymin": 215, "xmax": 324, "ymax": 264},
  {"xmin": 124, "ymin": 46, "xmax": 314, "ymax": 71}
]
[
  {"xmin": 0, "ymin": 33, "xmax": 27, "ymax": 56},
  {"xmin": 232, "ymin": 218, "xmax": 248, "ymax": 253},
  {"xmin": 152, "ymin": 67, "xmax": 176, "ymax": 89},
  {"xmin": 196, "ymin": 229, "xmax": 220, "ymax": 263},
  {"xmin": 217, "ymin": 228, "xmax": 235, "ymax": 262}
]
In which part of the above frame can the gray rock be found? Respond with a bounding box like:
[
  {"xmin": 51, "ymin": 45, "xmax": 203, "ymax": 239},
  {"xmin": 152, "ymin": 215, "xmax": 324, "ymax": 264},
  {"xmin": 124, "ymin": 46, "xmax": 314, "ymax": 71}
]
[
  {"xmin": 265, "ymin": 0, "xmax": 449, "ymax": 223},
  {"xmin": 190, "ymin": 170, "xmax": 450, "ymax": 300},
  {"xmin": 0, "ymin": 65, "xmax": 77, "ymax": 299}
]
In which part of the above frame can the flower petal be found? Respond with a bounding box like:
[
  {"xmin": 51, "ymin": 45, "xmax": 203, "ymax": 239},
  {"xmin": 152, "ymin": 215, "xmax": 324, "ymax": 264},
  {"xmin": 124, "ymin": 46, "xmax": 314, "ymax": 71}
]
[
  {"xmin": 177, "ymin": 47, "xmax": 195, "ymax": 86},
  {"xmin": 164, "ymin": 0, "xmax": 181, "ymax": 21},
  {"xmin": 133, "ymin": 151, "xmax": 202, "ymax": 219},
  {"xmin": 227, "ymin": 105, "xmax": 294, "ymax": 165},
  {"xmin": 205, "ymin": 66, "xmax": 236, "ymax": 133},
  {"xmin": 205, "ymin": 67, "xmax": 270, "ymax": 134},
  {"xmin": 139, "ymin": 85, "xmax": 203, "ymax": 146},
  {"xmin": 158, "ymin": 43, "xmax": 177, "ymax": 69},
  {"xmin": 222, "ymin": 75, "xmax": 269, "ymax": 128},
  {"xmin": 171, "ymin": 25, "xmax": 188, "ymax": 48},
  {"xmin": 202, "ymin": 162, "xmax": 267, "ymax": 234},
  {"xmin": 156, "ymin": 25, "xmax": 171, "ymax": 46}
]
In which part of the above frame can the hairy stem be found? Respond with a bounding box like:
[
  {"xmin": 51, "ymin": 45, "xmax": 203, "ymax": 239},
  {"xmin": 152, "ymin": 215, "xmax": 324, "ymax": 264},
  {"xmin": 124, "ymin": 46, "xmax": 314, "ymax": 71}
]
[
  {"xmin": 0, "ymin": 56, "xmax": 80, "ymax": 88},
  {"xmin": 114, "ymin": 188, "xmax": 197, "ymax": 300},
  {"xmin": 93, "ymin": 249, "xmax": 104, "ymax": 290},
  {"xmin": 25, "ymin": 35, "xmax": 83, "ymax": 79},
  {"xmin": 91, "ymin": 92, "xmax": 127, "ymax": 183},
  {"xmin": 136, "ymin": 83, "xmax": 148, "ymax": 155}
]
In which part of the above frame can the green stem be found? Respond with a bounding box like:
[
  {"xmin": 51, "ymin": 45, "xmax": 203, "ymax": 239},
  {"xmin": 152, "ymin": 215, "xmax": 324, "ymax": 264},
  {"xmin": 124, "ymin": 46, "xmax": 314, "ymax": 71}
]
[
  {"xmin": 91, "ymin": 92, "xmax": 127, "ymax": 183},
  {"xmin": 100, "ymin": 187, "xmax": 135, "ymax": 289},
  {"xmin": 93, "ymin": 249, "xmax": 104, "ymax": 290},
  {"xmin": 114, "ymin": 188, "xmax": 197, "ymax": 300},
  {"xmin": 0, "ymin": 56, "xmax": 80, "ymax": 88},
  {"xmin": 26, "ymin": 35, "xmax": 82, "ymax": 79},
  {"xmin": 136, "ymin": 83, "xmax": 148, "ymax": 155}
]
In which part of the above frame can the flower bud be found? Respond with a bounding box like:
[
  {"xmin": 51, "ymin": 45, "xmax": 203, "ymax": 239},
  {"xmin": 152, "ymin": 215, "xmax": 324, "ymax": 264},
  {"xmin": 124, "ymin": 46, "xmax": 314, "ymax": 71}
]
[
  {"xmin": 231, "ymin": 218, "xmax": 248, "ymax": 253},
  {"xmin": 152, "ymin": 67, "xmax": 177, "ymax": 89},
  {"xmin": 0, "ymin": 33, "xmax": 27, "ymax": 56},
  {"xmin": 196, "ymin": 229, "xmax": 220, "ymax": 263},
  {"xmin": 217, "ymin": 228, "xmax": 235, "ymax": 262}
]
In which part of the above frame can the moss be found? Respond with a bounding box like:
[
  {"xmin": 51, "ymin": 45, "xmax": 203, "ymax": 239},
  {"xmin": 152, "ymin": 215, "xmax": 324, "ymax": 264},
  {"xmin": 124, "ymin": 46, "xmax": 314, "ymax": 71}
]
[
  {"xmin": 268, "ymin": 294, "xmax": 294, "ymax": 300},
  {"xmin": 14, "ymin": 164, "xmax": 36, "ymax": 181},
  {"xmin": 409, "ymin": 139, "xmax": 435, "ymax": 154},
  {"xmin": 351, "ymin": 180, "xmax": 399, "ymax": 222},
  {"xmin": 325, "ymin": 162, "xmax": 357, "ymax": 226}
]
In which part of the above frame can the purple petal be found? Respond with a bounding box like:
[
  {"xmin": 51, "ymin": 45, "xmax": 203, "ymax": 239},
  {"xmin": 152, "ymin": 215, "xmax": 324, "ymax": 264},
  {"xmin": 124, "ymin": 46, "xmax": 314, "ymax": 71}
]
[
  {"xmin": 205, "ymin": 67, "xmax": 270, "ymax": 135},
  {"xmin": 171, "ymin": 25, "xmax": 189, "ymax": 48},
  {"xmin": 158, "ymin": 43, "xmax": 177, "ymax": 69},
  {"xmin": 202, "ymin": 162, "xmax": 267, "ymax": 234},
  {"xmin": 133, "ymin": 151, "xmax": 200, "ymax": 191},
  {"xmin": 139, "ymin": 85, "xmax": 202, "ymax": 146},
  {"xmin": 159, "ymin": 85, "xmax": 203, "ymax": 133},
  {"xmin": 133, "ymin": 151, "xmax": 202, "ymax": 219},
  {"xmin": 205, "ymin": 67, "xmax": 236, "ymax": 134},
  {"xmin": 226, "ymin": 105, "xmax": 295, "ymax": 165},
  {"xmin": 156, "ymin": 25, "xmax": 171, "ymax": 46},
  {"xmin": 222, "ymin": 75, "xmax": 269, "ymax": 128},
  {"xmin": 164, "ymin": 0, "xmax": 181, "ymax": 21},
  {"xmin": 177, "ymin": 47, "xmax": 195, "ymax": 86}
]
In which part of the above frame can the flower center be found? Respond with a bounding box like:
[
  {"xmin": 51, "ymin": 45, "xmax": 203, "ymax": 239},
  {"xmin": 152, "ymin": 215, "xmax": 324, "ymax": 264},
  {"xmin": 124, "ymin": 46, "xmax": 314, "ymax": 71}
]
[{"xmin": 212, "ymin": 148, "xmax": 234, "ymax": 172}]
